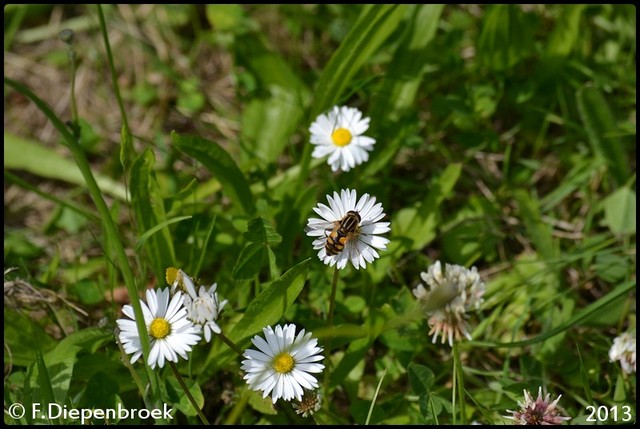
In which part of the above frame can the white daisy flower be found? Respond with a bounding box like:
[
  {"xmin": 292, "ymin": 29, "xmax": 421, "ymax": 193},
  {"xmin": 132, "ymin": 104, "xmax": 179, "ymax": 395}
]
[
  {"xmin": 309, "ymin": 105, "xmax": 376, "ymax": 172},
  {"xmin": 241, "ymin": 324, "xmax": 324, "ymax": 404},
  {"xmin": 116, "ymin": 288, "xmax": 201, "ymax": 369},
  {"xmin": 609, "ymin": 331, "xmax": 636, "ymax": 375},
  {"xmin": 306, "ymin": 188, "xmax": 390, "ymax": 270},
  {"xmin": 412, "ymin": 261, "xmax": 486, "ymax": 346}
]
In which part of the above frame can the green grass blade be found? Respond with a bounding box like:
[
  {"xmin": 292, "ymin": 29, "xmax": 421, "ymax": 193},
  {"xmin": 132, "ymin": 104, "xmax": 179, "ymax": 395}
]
[
  {"xmin": 365, "ymin": 4, "xmax": 443, "ymax": 178},
  {"xmin": 130, "ymin": 149, "xmax": 177, "ymax": 280},
  {"xmin": 4, "ymin": 76, "xmax": 158, "ymax": 397},
  {"xmin": 172, "ymin": 131, "xmax": 256, "ymax": 215},
  {"xmin": 312, "ymin": 4, "xmax": 405, "ymax": 115},
  {"xmin": 514, "ymin": 189, "xmax": 557, "ymax": 260},
  {"xmin": 576, "ymin": 85, "xmax": 631, "ymax": 186},
  {"xmin": 194, "ymin": 214, "xmax": 216, "ymax": 278},
  {"xmin": 470, "ymin": 280, "xmax": 635, "ymax": 348},
  {"xmin": 235, "ymin": 32, "xmax": 310, "ymax": 164},
  {"xmin": 478, "ymin": 5, "xmax": 534, "ymax": 71},
  {"xmin": 34, "ymin": 349, "xmax": 59, "ymax": 424},
  {"xmin": 135, "ymin": 215, "xmax": 193, "ymax": 252}
]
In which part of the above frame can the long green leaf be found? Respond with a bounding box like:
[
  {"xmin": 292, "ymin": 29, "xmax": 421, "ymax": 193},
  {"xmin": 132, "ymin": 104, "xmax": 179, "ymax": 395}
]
[
  {"xmin": 365, "ymin": 4, "xmax": 443, "ymax": 178},
  {"xmin": 172, "ymin": 131, "xmax": 255, "ymax": 214},
  {"xmin": 136, "ymin": 215, "xmax": 193, "ymax": 251},
  {"xmin": 478, "ymin": 5, "xmax": 534, "ymax": 71},
  {"xmin": 236, "ymin": 33, "xmax": 310, "ymax": 164},
  {"xmin": 514, "ymin": 189, "xmax": 557, "ymax": 260},
  {"xmin": 4, "ymin": 133, "xmax": 127, "ymax": 201},
  {"xmin": 34, "ymin": 349, "xmax": 59, "ymax": 424},
  {"xmin": 312, "ymin": 4, "xmax": 405, "ymax": 115},
  {"xmin": 232, "ymin": 242, "xmax": 266, "ymax": 281},
  {"xmin": 228, "ymin": 258, "xmax": 310, "ymax": 344},
  {"xmin": 545, "ymin": 4, "xmax": 585, "ymax": 58},
  {"xmin": 576, "ymin": 85, "xmax": 630, "ymax": 186},
  {"xmin": 130, "ymin": 149, "xmax": 176, "ymax": 280}
]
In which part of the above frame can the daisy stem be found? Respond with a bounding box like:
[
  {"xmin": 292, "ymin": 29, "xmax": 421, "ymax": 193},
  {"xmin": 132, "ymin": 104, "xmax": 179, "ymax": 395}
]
[
  {"xmin": 452, "ymin": 342, "xmax": 466, "ymax": 424},
  {"xmin": 324, "ymin": 266, "xmax": 340, "ymax": 390},
  {"xmin": 115, "ymin": 336, "xmax": 147, "ymax": 404},
  {"xmin": 169, "ymin": 361, "xmax": 210, "ymax": 425},
  {"xmin": 217, "ymin": 332, "xmax": 244, "ymax": 357}
]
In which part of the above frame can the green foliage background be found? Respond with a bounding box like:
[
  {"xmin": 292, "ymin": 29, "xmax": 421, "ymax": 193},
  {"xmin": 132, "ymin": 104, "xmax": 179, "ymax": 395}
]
[{"xmin": 4, "ymin": 4, "xmax": 636, "ymax": 425}]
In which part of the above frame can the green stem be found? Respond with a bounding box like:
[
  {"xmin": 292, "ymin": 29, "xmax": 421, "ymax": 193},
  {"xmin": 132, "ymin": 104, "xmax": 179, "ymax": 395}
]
[
  {"xmin": 452, "ymin": 342, "xmax": 466, "ymax": 424},
  {"xmin": 365, "ymin": 368, "xmax": 387, "ymax": 425},
  {"xmin": 324, "ymin": 266, "xmax": 340, "ymax": 391},
  {"xmin": 3, "ymin": 77, "xmax": 158, "ymax": 398},
  {"xmin": 296, "ymin": 138, "xmax": 313, "ymax": 192},
  {"xmin": 96, "ymin": 4, "xmax": 130, "ymax": 134},
  {"xmin": 67, "ymin": 47, "xmax": 78, "ymax": 126},
  {"xmin": 217, "ymin": 332, "xmax": 244, "ymax": 357},
  {"xmin": 169, "ymin": 362, "xmax": 210, "ymax": 425}
]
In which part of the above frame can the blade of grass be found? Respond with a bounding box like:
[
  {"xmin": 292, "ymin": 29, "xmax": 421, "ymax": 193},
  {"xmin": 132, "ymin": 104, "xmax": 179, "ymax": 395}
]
[
  {"xmin": 4, "ymin": 76, "xmax": 159, "ymax": 399},
  {"xmin": 365, "ymin": 368, "xmax": 387, "ymax": 425},
  {"xmin": 4, "ymin": 170, "xmax": 98, "ymax": 221},
  {"xmin": 470, "ymin": 280, "xmax": 635, "ymax": 348}
]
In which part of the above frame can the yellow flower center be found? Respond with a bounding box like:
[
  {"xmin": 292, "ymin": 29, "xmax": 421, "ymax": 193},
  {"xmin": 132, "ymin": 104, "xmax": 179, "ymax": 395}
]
[
  {"xmin": 166, "ymin": 267, "xmax": 179, "ymax": 286},
  {"xmin": 273, "ymin": 353, "xmax": 295, "ymax": 374},
  {"xmin": 331, "ymin": 128, "xmax": 352, "ymax": 147},
  {"xmin": 149, "ymin": 318, "xmax": 171, "ymax": 339}
]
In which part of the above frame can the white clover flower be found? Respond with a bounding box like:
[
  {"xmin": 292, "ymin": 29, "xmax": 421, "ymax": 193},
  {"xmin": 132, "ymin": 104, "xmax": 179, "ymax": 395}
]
[
  {"xmin": 609, "ymin": 331, "xmax": 636, "ymax": 375},
  {"xmin": 241, "ymin": 324, "xmax": 324, "ymax": 404},
  {"xmin": 309, "ymin": 105, "xmax": 376, "ymax": 172},
  {"xmin": 116, "ymin": 288, "xmax": 201, "ymax": 369},
  {"xmin": 306, "ymin": 188, "xmax": 390, "ymax": 270},
  {"xmin": 412, "ymin": 261, "xmax": 486, "ymax": 346},
  {"xmin": 504, "ymin": 387, "xmax": 571, "ymax": 425},
  {"xmin": 166, "ymin": 267, "xmax": 228, "ymax": 342},
  {"xmin": 184, "ymin": 283, "xmax": 228, "ymax": 343}
]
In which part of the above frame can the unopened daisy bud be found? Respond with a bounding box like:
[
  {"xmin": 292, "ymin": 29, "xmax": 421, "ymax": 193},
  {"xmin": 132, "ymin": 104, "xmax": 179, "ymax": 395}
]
[
  {"xmin": 167, "ymin": 267, "xmax": 197, "ymax": 299},
  {"xmin": 504, "ymin": 387, "xmax": 571, "ymax": 425},
  {"xmin": 59, "ymin": 28, "xmax": 74, "ymax": 44}
]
